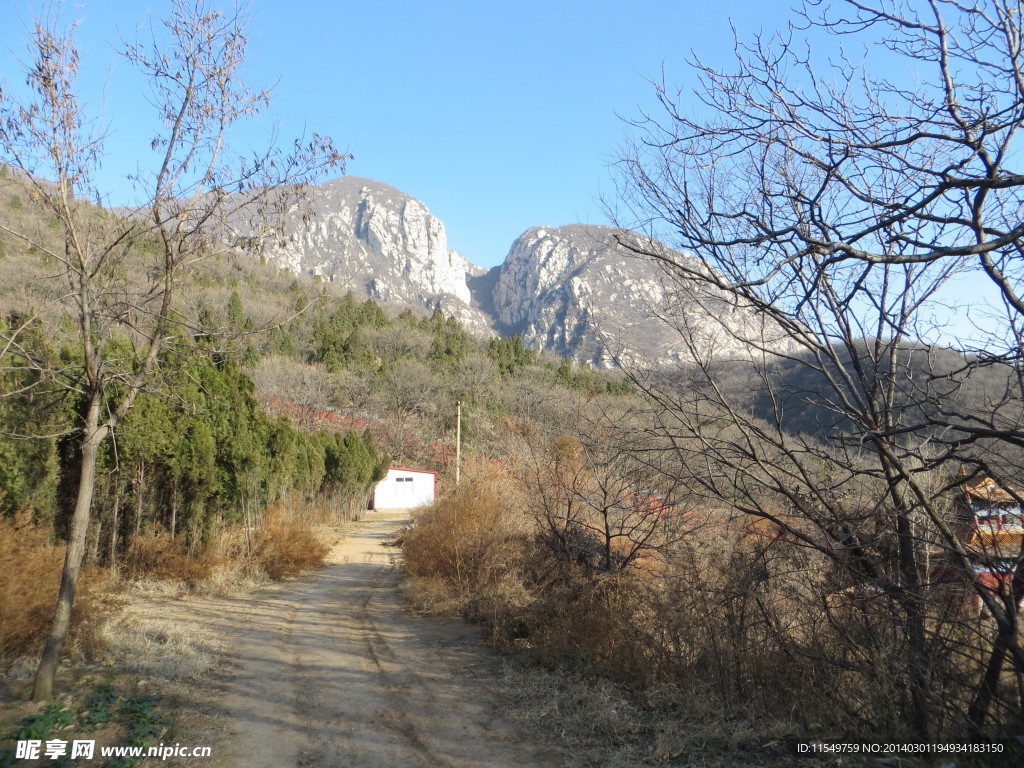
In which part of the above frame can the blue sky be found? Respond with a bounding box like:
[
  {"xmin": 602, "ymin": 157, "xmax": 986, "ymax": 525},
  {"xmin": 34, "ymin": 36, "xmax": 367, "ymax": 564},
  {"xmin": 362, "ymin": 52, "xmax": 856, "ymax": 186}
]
[
  {"xmin": 0, "ymin": 0, "xmax": 1012, "ymax": 348},
  {"xmin": 0, "ymin": 0, "xmax": 786, "ymax": 268}
]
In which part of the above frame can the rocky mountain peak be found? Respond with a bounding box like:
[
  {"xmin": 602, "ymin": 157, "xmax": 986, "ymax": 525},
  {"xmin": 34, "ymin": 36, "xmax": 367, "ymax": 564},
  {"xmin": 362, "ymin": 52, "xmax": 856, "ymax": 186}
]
[
  {"xmin": 264, "ymin": 176, "xmax": 491, "ymax": 332},
  {"xmin": 251, "ymin": 177, "xmax": 793, "ymax": 367},
  {"xmin": 491, "ymin": 223, "xmax": 789, "ymax": 367}
]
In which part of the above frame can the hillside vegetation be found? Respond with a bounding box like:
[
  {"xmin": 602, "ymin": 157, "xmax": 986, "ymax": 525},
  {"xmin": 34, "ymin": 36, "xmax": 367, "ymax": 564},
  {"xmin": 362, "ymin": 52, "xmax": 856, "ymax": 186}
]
[
  {"xmin": 5, "ymin": 160, "xmax": 1024, "ymax": 762},
  {"xmin": 0, "ymin": 168, "xmax": 632, "ymax": 657}
]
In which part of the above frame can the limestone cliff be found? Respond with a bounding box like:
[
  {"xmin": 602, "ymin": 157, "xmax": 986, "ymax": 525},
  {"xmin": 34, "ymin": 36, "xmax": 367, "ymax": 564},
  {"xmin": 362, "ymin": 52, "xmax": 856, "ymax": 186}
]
[
  {"xmin": 260, "ymin": 176, "xmax": 491, "ymax": 332},
  {"xmin": 250, "ymin": 177, "xmax": 793, "ymax": 367},
  {"xmin": 491, "ymin": 224, "xmax": 794, "ymax": 367}
]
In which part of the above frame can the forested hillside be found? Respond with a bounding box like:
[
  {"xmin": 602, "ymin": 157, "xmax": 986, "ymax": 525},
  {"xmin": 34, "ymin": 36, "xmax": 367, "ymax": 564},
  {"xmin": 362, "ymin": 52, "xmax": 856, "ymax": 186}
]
[{"xmin": 0, "ymin": 164, "xmax": 634, "ymax": 653}]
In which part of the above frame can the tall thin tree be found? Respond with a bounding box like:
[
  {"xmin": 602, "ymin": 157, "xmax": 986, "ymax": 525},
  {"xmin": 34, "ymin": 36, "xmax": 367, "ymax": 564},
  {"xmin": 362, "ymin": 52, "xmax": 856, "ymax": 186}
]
[{"xmin": 0, "ymin": 0, "xmax": 346, "ymax": 700}]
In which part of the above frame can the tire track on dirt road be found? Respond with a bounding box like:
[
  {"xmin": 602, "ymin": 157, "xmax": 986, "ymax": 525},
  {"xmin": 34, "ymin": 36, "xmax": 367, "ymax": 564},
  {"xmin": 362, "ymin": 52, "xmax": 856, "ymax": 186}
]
[{"xmin": 203, "ymin": 511, "xmax": 561, "ymax": 768}]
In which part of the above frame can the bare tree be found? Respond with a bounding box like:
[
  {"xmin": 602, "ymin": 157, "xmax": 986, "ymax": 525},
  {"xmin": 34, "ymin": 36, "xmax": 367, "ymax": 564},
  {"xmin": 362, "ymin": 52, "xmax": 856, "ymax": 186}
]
[
  {"xmin": 613, "ymin": 0, "xmax": 1024, "ymax": 739},
  {"xmin": 519, "ymin": 403, "xmax": 685, "ymax": 575},
  {"xmin": 618, "ymin": 0, "xmax": 1024, "ymax": 326},
  {"xmin": 0, "ymin": 0, "xmax": 345, "ymax": 700}
]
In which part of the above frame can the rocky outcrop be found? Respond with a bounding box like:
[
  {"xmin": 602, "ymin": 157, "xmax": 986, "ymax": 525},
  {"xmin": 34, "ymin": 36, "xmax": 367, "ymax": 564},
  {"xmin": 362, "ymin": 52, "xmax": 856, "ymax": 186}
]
[
  {"xmin": 260, "ymin": 177, "xmax": 492, "ymax": 332},
  {"xmin": 491, "ymin": 225, "xmax": 794, "ymax": 367},
  {"xmin": 249, "ymin": 177, "xmax": 794, "ymax": 367}
]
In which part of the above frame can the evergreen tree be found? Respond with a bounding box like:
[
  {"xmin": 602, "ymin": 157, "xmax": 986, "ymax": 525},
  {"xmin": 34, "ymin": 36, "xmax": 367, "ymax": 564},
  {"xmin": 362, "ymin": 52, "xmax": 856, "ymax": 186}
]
[
  {"xmin": 226, "ymin": 290, "xmax": 247, "ymax": 330},
  {"xmin": 488, "ymin": 335, "xmax": 536, "ymax": 376}
]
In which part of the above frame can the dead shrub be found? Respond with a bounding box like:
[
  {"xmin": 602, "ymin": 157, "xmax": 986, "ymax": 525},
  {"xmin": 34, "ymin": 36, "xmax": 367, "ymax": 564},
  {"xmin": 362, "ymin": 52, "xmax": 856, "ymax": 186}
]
[
  {"xmin": 403, "ymin": 465, "xmax": 668, "ymax": 674},
  {"xmin": 403, "ymin": 472, "xmax": 524, "ymax": 597},
  {"xmin": 405, "ymin": 475, "xmax": 512, "ymax": 581},
  {"xmin": 628, "ymin": 527, "xmax": 840, "ymax": 721},
  {"xmin": 250, "ymin": 517, "xmax": 330, "ymax": 579},
  {"xmin": 122, "ymin": 533, "xmax": 216, "ymax": 585},
  {"xmin": 521, "ymin": 568, "xmax": 656, "ymax": 682},
  {"xmin": 121, "ymin": 507, "xmax": 330, "ymax": 586},
  {"xmin": 0, "ymin": 515, "xmax": 109, "ymax": 660},
  {"xmin": 460, "ymin": 561, "xmax": 535, "ymax": 647},
  {"xmin": 401, "ymin": 464, "xmax": 541, "ymax": 650},
  {"xmin": 402, "ymin": 462, "xmax": 1024, "ymax": 752}
]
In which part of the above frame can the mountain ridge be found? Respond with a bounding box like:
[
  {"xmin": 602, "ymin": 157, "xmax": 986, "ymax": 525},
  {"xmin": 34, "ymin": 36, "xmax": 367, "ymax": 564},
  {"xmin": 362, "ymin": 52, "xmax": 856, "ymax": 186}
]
[{"xmin": 253, "ymin": 175, "xmax": 793, "ymax": 367}]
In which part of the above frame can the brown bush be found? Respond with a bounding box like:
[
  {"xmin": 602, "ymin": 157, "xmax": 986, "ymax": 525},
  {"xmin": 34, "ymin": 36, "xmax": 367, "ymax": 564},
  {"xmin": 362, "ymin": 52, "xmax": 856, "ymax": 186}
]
[
  {"xmin": 121, "ymin": 506, "xmax": 331, "ymax": 585},
  {"xmin": 0, "ymin": 516, "xmax": 108, "ymax": 659},
  {"xmin": 403, "ymin": 472, "xmax": 523, "ymax": 594},
  {"xmin": 401, "ymin": 466, "xmax": 539, "ymax": 647},
  {"xmin": 251, "ymin": 518, "xmax": 330, "ymax": 579},
  {"xmin": 519, "ymin": 568, "xmax": 656, "ymax": 680},
  {"xmin": 122, "ymin": 533, "xmax": 216, "ymax": 584}
]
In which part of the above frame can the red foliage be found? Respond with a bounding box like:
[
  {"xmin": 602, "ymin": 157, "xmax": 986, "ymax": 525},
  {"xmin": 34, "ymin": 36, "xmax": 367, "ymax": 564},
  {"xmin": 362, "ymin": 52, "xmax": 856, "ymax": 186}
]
[{"xmin": 256, "ymin": 394, "xmax": 378, "ymax": 434}]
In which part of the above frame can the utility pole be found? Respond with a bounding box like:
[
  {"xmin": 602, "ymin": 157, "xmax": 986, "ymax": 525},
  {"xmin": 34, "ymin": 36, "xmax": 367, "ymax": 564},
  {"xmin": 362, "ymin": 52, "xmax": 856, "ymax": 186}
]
[{"xmin": 456, "ymin": 400, "xmax": 462, "ymax": 486}]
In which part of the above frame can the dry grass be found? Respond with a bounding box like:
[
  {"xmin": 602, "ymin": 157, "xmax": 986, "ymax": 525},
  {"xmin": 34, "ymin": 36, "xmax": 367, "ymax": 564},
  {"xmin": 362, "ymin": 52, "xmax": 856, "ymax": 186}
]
[
  {"xmin": 403, "ymin": 479, "xmax": 515, "ymax": 587},
  {"xmin": 69, "ymin": 507, "xmax": 333, "ymax": 699},
  {"xmin": 96, "ymin": 508, "xmax": 333, "ymax": 681},
  {"xmin": 97, "ymin": 610, "xmax": 227, "ymax": 681},
  {"xmin": 0, "ymin": 517, "xmax": 64, "ymax": 659},
  {"xmin": 0, "ymin": 503, "xmax": 331, "ymax": 668},
  {"xmin": 250, "ymin": 516, "xmax": 331, "ymax": 580},
  {"xmin": 119, "ymin": 506, "xmax": 332, "ymax": 590},
  {"xmin": 496, "ymin": 659, "xmax": 810, "ymax": 768},
  {"xmin": 0, "ymin": 515, "xmax": 109, "ymax": 661},
  {"xmin": 201, "ymin": 558, "xmax": 271, "ymax": 595},
  {"xmin": 403, "ymin": 466, "xmax": 531, "ymax": 635},
  {"xmin": 122, "ymin": 533, "xmax": 217, "ymax": 585}
]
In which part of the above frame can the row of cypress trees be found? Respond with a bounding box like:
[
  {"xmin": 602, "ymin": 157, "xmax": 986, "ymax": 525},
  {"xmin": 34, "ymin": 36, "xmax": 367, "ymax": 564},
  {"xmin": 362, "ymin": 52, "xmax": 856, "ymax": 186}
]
[{"xmin": 0, "ymin": 328, "xmax": 388, "ymax": 561}]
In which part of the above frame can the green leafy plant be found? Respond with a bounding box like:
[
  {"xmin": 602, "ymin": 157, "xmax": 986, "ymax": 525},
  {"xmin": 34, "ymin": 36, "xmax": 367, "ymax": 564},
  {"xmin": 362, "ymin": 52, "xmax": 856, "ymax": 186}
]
[{"xmin": 78, "ymin": 682, "xmax": 119, "ymax": 730}]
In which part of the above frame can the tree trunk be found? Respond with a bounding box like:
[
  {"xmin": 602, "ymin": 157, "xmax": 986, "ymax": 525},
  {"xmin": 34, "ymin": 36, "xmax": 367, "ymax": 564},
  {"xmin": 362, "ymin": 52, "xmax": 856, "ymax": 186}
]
[
  {"xmin": 170, "ymin": 480, "xmax": 177, "ymax": 539},
  {"xmin": 110, "ymin": 495, "xmax": 119, "ymax": 567},
  {"xmin": 92, "ymin": 518, "xmax": 102, "ymax": 563},
  {"xmin": 33, "ymin": 394, "xmax": 106, "ymax": 701},
  {"xmin": 896, "ymin": 509, "xmax": 931, "ymax": 739},
  {"xmin": 106, "ymin": 476, "xmax": 121, "ymax": 565},
  {"xmin": 135, "ymin": 463, "xmax": 144, "ymax": 537},
  {"xmin": 969, "ymin": 629, "xmax": 1011, "ymax": 737}
]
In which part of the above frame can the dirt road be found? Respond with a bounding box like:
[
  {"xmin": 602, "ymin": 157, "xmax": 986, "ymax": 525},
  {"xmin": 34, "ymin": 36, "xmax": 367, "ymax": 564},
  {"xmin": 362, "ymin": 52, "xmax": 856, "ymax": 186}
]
[{"xmin": 176, "ymin": 511, "xmax": 560, "ymax": 768}]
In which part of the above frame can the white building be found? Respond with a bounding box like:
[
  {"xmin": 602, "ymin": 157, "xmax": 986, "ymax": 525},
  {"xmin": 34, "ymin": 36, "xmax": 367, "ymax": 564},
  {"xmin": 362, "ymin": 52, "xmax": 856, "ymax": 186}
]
[{"xmin": 371, "ymin": 467, "xmax": 436, "ymax": 509}]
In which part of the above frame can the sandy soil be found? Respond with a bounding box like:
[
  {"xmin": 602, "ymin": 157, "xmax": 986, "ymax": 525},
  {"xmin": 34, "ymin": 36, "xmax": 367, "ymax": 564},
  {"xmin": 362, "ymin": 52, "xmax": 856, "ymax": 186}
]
[{"xmin": 149, "ymin": 510, "xmax": 562, "ymax": 768}]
